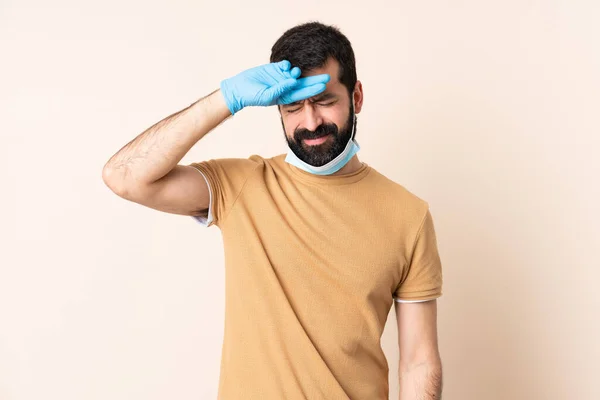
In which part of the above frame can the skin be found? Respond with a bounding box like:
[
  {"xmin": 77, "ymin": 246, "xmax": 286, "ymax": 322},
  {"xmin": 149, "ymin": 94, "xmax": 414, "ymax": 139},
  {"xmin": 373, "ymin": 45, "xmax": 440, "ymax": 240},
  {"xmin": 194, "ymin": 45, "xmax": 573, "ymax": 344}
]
[
  {"xmin": 396, "ymin": 300, "xmax": 443, "ymax": 399},
  {"xmin": 278, "ymin": 57, "xmax": 364, "ymax": 175}
]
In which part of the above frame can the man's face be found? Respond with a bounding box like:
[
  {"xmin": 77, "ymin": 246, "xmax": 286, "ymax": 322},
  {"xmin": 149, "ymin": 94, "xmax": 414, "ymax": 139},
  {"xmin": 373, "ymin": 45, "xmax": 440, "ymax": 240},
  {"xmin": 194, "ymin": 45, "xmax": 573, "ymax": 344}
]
[{"xmin": 279, "ymin": 58, "xmax": 356, "ymax": 167}]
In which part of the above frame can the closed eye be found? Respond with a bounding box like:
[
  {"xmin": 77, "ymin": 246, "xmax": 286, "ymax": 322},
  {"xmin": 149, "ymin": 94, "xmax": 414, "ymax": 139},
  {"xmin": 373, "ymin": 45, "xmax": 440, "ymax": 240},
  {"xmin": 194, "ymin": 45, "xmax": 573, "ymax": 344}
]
[{"xmin": 284, "ymin": 99, "xmax": 337, "ymax": 113}]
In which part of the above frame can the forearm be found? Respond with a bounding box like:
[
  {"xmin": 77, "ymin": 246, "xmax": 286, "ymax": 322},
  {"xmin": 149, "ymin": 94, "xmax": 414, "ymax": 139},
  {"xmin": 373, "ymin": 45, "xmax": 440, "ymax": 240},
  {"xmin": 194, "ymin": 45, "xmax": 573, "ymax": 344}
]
[
  {"xmin": 103, "ymin": 88, "xmax": 230, "ymax": 191},
  {"xmin": 399, "ymin": 361, "xmax": 443, "ymax": 400}
]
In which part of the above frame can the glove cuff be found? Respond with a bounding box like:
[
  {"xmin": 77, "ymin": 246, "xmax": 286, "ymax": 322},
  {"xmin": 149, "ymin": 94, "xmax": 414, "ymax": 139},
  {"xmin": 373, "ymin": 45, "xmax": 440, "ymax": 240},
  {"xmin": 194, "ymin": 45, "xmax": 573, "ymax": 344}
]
[{"xmin": 220, "ymin": 78, "xmax": 241, "ymax": 115}]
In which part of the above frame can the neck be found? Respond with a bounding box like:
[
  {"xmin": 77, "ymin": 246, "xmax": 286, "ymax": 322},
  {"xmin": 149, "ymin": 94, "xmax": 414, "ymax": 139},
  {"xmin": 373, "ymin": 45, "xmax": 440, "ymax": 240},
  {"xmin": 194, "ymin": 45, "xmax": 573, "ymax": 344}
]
[{"xmin": 331, "ymin": 154, "xmax": 362, "ymax": 176}]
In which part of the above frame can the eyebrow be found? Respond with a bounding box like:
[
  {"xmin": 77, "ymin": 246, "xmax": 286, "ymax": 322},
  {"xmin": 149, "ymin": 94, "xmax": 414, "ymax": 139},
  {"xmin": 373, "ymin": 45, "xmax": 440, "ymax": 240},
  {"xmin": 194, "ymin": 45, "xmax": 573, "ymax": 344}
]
[{"xmin": 283, "ymin": 92, "xmax": 337, "ymax": 107}]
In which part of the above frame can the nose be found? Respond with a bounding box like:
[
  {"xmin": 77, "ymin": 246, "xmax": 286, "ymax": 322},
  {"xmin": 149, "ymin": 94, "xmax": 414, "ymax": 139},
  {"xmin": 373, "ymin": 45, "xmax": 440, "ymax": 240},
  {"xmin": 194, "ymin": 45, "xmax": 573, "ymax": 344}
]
[{"xmin": 299, "ymin": 103, "xmax": 323, "ymax": 132}]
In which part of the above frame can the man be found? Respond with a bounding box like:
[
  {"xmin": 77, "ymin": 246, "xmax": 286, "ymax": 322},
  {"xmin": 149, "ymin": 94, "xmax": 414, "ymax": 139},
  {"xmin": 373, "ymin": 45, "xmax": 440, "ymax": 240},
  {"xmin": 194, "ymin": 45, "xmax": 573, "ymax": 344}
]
[{"xmin": 103, "ymin": 22, "xmax": 443, "ymax": 400}]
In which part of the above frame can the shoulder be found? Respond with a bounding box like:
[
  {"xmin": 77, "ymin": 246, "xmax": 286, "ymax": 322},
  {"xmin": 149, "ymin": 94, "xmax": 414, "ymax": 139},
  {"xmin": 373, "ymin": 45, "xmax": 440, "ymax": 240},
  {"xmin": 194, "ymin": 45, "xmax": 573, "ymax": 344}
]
[
  {"xmin": 249, "ymin": 153, "xmax": 289, "ymax": 176},
  {"xmin": 367, "ymin": 167, "xmax": 431, "ymax": 222},
  {"xmin": 193, "ymin": 154, "xmax": 265, "ymax": 172},
  {"xmin": 369, "ymin": 169, "xmax": 429, "ymax": 234},
  {"xmin": 188, "ymin": 155, "xmax": 266, "ymax": 186}
]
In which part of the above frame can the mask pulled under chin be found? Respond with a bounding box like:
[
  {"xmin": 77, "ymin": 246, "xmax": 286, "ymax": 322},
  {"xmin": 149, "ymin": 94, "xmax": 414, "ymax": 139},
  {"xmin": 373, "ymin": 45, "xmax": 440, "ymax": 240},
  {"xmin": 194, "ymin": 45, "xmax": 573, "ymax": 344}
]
[{"xmin": 285, "ymin": 114, "xmax": 359, "ymax": 176}]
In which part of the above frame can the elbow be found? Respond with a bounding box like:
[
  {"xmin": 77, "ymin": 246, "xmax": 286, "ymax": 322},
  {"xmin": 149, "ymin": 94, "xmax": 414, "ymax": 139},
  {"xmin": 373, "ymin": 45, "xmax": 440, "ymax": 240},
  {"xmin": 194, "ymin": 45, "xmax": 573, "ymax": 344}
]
[
  {"xmin": 102, "ymin": 165, "xmax": 132, "ymax": 199},
  {"xmin": 102, "ymin": 165, "xmax": 155, "ymax": 202}
]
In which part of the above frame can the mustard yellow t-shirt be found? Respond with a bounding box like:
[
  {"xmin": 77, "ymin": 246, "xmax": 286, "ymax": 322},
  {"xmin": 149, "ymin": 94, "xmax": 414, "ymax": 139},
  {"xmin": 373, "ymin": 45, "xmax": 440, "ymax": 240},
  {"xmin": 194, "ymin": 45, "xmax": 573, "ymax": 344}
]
[{"xmin": 189, "ymin": 154, "xmax": 443, "ymax": 400}]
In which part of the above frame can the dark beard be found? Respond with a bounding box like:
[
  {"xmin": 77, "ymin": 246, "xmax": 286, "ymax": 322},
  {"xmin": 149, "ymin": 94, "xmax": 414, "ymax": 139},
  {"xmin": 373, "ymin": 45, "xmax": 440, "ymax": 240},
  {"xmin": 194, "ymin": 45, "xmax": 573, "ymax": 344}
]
[{"xmin": 282, "ymin": 104, "xmax": 356, "ymax": 167}]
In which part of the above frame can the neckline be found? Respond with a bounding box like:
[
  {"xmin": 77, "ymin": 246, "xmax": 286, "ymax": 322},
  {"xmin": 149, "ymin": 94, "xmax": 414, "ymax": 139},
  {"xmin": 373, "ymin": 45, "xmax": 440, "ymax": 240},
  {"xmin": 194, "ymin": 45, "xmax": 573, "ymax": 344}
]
[{"xmin": 278, "ymin": 154, "xmax": 372, "ymax": 185}]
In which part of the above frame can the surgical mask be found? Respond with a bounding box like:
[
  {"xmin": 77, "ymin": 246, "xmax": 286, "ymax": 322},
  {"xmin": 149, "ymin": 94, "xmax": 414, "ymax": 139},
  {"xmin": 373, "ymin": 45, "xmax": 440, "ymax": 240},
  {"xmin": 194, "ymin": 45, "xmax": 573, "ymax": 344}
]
[{"xmin": 284, "ymin": 103, "xmax": 360, "ymax": 175}]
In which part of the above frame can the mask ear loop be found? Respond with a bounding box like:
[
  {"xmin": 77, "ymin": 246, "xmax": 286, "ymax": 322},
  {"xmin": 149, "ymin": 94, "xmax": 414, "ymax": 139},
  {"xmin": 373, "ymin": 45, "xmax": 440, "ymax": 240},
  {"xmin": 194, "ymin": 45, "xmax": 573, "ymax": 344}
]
[{"xmin": 350, "ymin": 100, "xmax": 357, "ymax": 141}]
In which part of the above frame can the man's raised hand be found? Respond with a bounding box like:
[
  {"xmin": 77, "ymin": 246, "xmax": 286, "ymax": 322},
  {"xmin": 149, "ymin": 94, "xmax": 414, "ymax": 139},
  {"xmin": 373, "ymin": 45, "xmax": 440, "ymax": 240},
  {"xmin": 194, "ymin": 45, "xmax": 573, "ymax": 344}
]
[{"xmin": 219, "ymin": 60, "xmax": 330, "ymax": 115}]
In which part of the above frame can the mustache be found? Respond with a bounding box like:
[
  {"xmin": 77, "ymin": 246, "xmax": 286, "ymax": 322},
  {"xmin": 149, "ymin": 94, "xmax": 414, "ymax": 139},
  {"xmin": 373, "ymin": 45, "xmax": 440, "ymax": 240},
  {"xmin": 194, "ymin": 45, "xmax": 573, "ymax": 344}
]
[{"xmin": 294, "ymin": 123, "xmax": 338, "ymax": 142}]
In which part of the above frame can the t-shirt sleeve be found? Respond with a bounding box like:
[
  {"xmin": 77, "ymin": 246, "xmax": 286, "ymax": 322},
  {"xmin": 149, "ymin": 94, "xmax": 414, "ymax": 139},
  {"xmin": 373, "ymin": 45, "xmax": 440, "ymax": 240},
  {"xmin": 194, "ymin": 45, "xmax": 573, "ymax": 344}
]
[
  {"xmin": 188, "ymin": 168, "xmax": 214, "ymax": 227},
  {"xmin": 393, "ymin": 207, "xmax": 443, "ymax": 302},
  {"xmin": 187, "ymin": 157, "xmax": 260, "ymax": 228}
]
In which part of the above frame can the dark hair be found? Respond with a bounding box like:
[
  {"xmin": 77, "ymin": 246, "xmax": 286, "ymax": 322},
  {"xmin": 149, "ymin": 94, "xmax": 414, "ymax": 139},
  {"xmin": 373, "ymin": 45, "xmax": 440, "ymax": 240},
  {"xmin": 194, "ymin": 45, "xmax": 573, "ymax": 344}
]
[{"xmin": 270, "ymin": 22, "xmax": 357, "ymax": 97}]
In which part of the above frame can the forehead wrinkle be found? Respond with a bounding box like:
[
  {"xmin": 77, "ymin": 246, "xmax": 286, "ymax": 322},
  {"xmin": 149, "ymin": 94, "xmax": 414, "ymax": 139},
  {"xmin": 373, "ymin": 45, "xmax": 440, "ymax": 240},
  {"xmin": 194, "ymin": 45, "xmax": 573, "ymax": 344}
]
[{"xmin": 310, "ymin": 92, "xmax": 337, "ymax": 102}]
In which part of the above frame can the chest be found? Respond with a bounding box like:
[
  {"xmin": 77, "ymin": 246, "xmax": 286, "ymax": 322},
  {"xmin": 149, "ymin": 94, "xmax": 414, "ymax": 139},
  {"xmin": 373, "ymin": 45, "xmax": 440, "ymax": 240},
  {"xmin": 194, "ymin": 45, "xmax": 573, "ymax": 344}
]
[{"xmin": 225, "ymin": 181, "xmax": 411, "ymax": 310}]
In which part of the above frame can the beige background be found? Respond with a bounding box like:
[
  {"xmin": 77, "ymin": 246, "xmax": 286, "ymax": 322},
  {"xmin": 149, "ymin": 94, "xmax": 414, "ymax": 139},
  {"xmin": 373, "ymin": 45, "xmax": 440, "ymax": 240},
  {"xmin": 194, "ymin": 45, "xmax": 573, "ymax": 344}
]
[{"xmin": 1, "ymin": 0, "xmax": 599, "ymax": 399}]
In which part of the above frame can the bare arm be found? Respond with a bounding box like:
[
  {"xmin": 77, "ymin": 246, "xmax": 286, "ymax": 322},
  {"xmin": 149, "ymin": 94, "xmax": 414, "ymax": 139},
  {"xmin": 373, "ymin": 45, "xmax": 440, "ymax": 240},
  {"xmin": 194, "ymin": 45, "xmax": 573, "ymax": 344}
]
[
  {"xmin": 396, "ymin": 300, "xmax": 443, "ymax": 399},
  {"xmin": 102, "ymin": 61, "xmax": 331, "ymax": 217},
  {"xmin": 102, "ymin": 88, "xmax": 231, "ymax": 215}
]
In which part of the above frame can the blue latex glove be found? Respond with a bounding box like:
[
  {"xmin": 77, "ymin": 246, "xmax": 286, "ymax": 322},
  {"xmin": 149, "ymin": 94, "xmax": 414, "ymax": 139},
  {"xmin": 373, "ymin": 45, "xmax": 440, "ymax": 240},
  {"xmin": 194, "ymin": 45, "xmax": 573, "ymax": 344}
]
[{"xmin": 220, "ymin": 60, "xmax": 331, "ymax": 115}]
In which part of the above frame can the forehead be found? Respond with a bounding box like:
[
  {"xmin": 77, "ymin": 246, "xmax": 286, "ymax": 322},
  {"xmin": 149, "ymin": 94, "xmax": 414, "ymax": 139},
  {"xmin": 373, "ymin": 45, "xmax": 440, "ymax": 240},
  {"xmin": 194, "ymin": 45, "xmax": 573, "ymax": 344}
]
[
  {"xmin": 303, "ymin": 57, "xmax": 340, "ymax": 80},
  {"xmin": 303, "ymin": 57, "xmax": 343, "ymax": 91}
]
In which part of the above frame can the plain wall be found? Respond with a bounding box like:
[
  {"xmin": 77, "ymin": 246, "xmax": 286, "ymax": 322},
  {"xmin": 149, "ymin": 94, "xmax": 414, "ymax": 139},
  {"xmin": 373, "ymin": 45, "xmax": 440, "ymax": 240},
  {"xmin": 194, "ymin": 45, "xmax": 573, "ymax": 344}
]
[{"xmin": 1, "ymin": 1, "xmax": 598, "ymax": 399}]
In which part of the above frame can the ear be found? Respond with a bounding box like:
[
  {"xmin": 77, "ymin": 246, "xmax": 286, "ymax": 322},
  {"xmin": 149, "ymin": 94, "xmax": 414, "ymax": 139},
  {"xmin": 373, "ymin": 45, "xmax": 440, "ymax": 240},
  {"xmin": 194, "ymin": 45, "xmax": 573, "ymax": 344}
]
[{"xmin": 352, "ymin": 80, "xmax": 364, "ymax": 114}]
